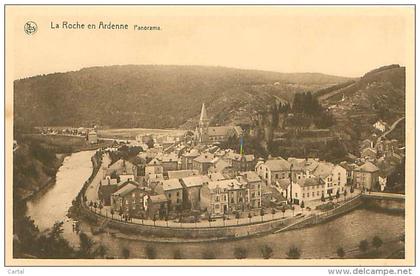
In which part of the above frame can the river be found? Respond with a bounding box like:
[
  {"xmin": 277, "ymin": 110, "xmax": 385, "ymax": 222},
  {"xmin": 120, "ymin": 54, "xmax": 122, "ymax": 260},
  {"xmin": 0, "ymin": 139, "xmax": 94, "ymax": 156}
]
[
  {"xmin": 26, "ymin": 150, "xmax": 96, "ymax": 244},
  {"xmin": 25, "ymin": 150, "xmax": 405, "ymax": 259}
]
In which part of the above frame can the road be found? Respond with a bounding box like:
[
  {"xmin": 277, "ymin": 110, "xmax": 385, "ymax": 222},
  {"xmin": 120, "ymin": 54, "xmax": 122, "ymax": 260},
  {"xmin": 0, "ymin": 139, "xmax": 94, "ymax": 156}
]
[
  {"xmin": 378, "ymin": 116, "xmax": 405, "ymax": 142},
  {"xmin": 85, "ymin": 152, "xmax": 111, "ymax": 203}
]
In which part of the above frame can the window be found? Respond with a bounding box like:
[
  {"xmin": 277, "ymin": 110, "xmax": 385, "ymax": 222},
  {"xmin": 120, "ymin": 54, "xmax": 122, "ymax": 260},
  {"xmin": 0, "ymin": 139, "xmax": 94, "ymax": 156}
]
[
  {"xmin": 317, "ymin": 191, "xmax": 320, "ymax": 196},
  {"xmin": 295, "ymin": 193, "xmax": 298, "ymax": 198},
  {"xmin": 307, "ymin": 193, "xmax": 310, "ymax": 197},
  {"xmin": 176, "ymin": 191, "xmax": 180, "ymax": 197},
  {"xmin": 302, "ymin": 193, "xmax": 305, "ymax": 198},
  {"xmin": 312, "ymin": 192, "xmax": 315, "ymax": 197},
  {"xmin": 168, "ymin": 193, "xmax": 172, "ymax": 198}
]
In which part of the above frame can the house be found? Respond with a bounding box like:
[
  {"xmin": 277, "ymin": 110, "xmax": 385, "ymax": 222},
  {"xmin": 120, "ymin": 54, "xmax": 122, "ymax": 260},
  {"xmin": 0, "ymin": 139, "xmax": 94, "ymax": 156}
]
[
  {"xmin": 361, "ymin": 147, "xmax": 377, "ymax": 161},
  {"xmin": 313, "ymin": 162, "xmax": 347, "ymax": 196},
  {"xmin": 146, "ymin": 173, "xmax": 164, "ymax": 190},
  {"xmin": 119, "ymin": 173, "xmax": 136, "ymax": 183},
  {"xmin": 155, "ymin": 178, "xmax": 183, "ymax": 211},
  {"xmin": 360, "ymin": 138, "xmax": 374, "ymax": 150},
  {"xmin": 98, "ymin": 183, "xmax": 118, "ymax": 206},
  {"xmin": 297, "ymin": 177, "xmax": 325, "ymax": 202},
  {"xmin": 353, "ymin": 161, "xmax": 380, "ymax": 191},
  {"xmin": 201, "ymin": 180, "xmax": 230, "ymax": 215},
  {"xmin": 373, "ymin": 120, "xmax": 388, "ymax": 132},
  {"xmin": 339, "ymin": 161, "xmax": 357, "ymax": 185},
  {"xmin": 263, "ymin": 186, "xmax": 287, "ymax": 207},
  {"xmin": 237, "ymin": 171, "xmax": 262, "ymax": 209},
  {"xmin": 145, "ymin": 158, "xmax": 164, "ymax": 175},
  {"xmin": 225, "ymin": 179, "xmax": 248, "ymax": 213},
  {"xmin": 181, "ymin": 150, "xmax": 200, "ymax": 170},
  {"xmin": 108, "ymin": 159, "xmax": 138, "ymax": 178},
  {"xmin": 208, "ymin": 157, "xmax": 233, "ymax": 177},
  {"xmin": 180, "ymin": 175, "xmax": 211, "ymax": 210},
  {"xmin": 167, "ymin": 169, "xmax": 199, "ymax": 179},
  {"xmin": 230, "ymin": 154, "xmax": 256, "ymax": 172},
  {"xmin": 287, "ymin": 157, "xmax": 319, "ymax": 180},
  {"xmin": 87, "ymin": 130, "xmax": 98, "ymax": 144},
  {"xmin": 147, "ymin": 195, "xmax": 169, "ymax": 219},
  {"xmin": 161, "ymin": 153, "xmax": 179, "ymax": 172},
  {"xmin": 192, "ymin": 153, "xmax": 216, "ymax": 174},
  {"xmin": 196, "ymin": 103, "xmax": 243, "ymax": 144},
  {"xmin": 208, "ymin": 172, "xmax": 225, "ymax": 181},
  {"xmin": 286, "ymin": 177, "xmax": 324, "ymax": 204},
  {"xmin": 256, "ymin": 157, "xmax": 291, "ymax": 185},
  {"xmin": 111, "ymin": 183, "xmax": 151, "ymax": 218}
]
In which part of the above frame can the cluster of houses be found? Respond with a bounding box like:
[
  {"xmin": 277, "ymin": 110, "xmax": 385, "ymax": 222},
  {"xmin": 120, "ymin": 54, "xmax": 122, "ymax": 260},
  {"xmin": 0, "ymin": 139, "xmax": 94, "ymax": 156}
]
[
  {"xmin": 94, "ymin": 106, "xmax": 404, "ymax": 223},
  {"xmin": 36, "ymin": 126, "xmax": 98, "ymax": 144}
]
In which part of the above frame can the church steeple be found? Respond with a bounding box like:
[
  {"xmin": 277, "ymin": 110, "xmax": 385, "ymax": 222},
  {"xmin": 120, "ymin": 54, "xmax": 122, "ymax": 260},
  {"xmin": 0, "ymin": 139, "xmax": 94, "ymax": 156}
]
[
  {"xmin": 199, "ymin": 103, "xmax": 209, "ymax": 124},
  {"xmin": 198, "ymin": 103, "xmax": 209, "ymax": 144}
]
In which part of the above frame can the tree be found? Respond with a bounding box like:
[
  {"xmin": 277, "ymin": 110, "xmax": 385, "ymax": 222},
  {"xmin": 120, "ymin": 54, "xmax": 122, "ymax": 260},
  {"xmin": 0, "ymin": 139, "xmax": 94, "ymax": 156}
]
[
  {"xmin": 336, "ymin": 247, "xmax": 345, "ymax": 258},
  {"xmin": 260, "ymin": 245, "xmax": 273, "ymax": 259},
  {"xmin": 89, "ymin": 201, "xmax": 93, "ymax": 211},
  {"xmin": 153, "ymin": 214, "xmax": 157, "ymax": 226},
  {"xmin": 93, "ymin": 202, "xmax": 98, "ymax": 213},
  {"xmin": 173, "ymin": 249, "xmax": 183, "ymax": 259},
  {"xmin": 343, "ymin": 189, "xmax": 348, "ymax": 200},
  {"xmin": 350, "ymin": 186, "xmax": 354, "ymax": 194},
  {"xmin": 372, "ymin": 236, "xmax": 383, "ymax": 251},
  {"xmin": 336, "ymin": 190, "xmax": 340, "ymax": 202},
  {"xmin": 286, "ymin": 246, "xmax": 301, "ymax": 259},
  {"xmin": 281, "ymin": 206, "xmax": 286, "ymax": 218},
  {"xmin": 94, "ymin": 244, "xmax": 107, "ymax": 258},
  {"xmin": 248, "ymin": 213, "xmax": 252, "ymax": 223},
  {"xmin": 235, "ymin": 212, "xmax": 240, "ymax": 225},
  {"xmin": 208, "ymin": 213, "xmax": 212, "ymax": 227},
  {"xmin": 222, "ymin": 215, "xmax": 226, "ymax": 226},
  {"xmin": 260, "ymin": 208, "xmax": 265, "ymax": 222},
  {"xmin": 321, "ymin": 193, "xmax": 325, "ymax": 202},
  {"xmin": 291, "ymin": 206, "xmax": 295, "ymax": 216},
  {"xmin": 110, "ymin": 209, "xmax": 115, "ymax": 220},
  {"xmin": 122, "ymin": 247, "xmax": 130, "ymax": 259},
  {"xmin": 271, "ymin": 209, "xmax": 276, "ymax": 220},
  {"xmin": 165, "ymin": 215, "xmax": 169, "ymax": 227},
  {"xmin": 202, "ymin": 250, "xmax": 216, "ymax": 259},
  {"xmin": 300, "ymin": 201, "xmax": 305, "ymax": 212},
  {"xmin": 233, "ymin": 247, "xmax": 248, "ymax": 259},
  {"xmin": 328, "ymin": 193, "xmax": 333, "ymax": 203},
  {"xmin": 118, "ymin": 209, "xmax": 123, "ymax": 221},
  {"xmin": 98, "ymin": 202, "xmax": 103, "ymax": 214},
  {"xmin": 145, "ymin": 245, "xmax": 157, "ymax": 259},
  {"xmin": 359, "ymin": 240, "xmax": 369, "ymax": 253}
]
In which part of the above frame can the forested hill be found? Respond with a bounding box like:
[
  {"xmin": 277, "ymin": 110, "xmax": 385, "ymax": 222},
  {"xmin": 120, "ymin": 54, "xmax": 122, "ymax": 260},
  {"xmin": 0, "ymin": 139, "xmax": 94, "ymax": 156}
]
[{"xmin": 14, "ymin": 65, "xmax": 350, "ymax": 130}]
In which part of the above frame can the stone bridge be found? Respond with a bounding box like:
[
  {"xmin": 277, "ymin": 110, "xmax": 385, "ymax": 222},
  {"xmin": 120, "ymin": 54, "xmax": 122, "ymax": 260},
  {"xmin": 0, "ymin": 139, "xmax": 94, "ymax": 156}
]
[{"xmin": 361, "ymin": 192, "xmax": 405, "ymax": 212}]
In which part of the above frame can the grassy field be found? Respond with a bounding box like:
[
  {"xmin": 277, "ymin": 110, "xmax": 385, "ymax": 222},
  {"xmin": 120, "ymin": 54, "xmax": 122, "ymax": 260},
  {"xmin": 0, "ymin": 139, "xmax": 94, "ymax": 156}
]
[
  {"xmin": 97, "ymin": 128, "xmax": 186, "ymax": 139},
  {"xmin": 23, "ymin": 134, "xmax": 113, "ymax": 153}
]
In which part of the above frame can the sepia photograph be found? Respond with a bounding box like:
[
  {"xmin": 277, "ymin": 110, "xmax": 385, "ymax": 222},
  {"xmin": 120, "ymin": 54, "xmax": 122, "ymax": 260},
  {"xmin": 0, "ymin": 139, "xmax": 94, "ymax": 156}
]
[{"xmin": 4, "ymin": 4, "xmax": 415, "ymax": 267}]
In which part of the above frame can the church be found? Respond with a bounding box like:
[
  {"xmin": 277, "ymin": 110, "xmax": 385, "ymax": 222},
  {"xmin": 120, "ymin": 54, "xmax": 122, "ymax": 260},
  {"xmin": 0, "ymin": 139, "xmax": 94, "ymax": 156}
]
[{"xmin": 195, "ymin": 103, "xmax": 243, "ymax": 144}]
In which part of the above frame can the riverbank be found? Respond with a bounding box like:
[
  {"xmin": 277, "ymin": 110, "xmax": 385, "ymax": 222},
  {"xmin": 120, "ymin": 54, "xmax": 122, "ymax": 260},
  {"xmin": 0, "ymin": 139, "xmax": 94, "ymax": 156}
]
[{"xmin": 22, "ymin": 153, "xmax": 69, "ymax": 202}]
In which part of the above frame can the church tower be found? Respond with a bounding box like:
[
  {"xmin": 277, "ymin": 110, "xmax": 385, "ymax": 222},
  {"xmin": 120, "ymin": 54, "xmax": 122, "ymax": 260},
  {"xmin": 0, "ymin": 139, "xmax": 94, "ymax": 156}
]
[{"xmin": 198, "ymin": 103, "xmax": 209, "ymax": 143}]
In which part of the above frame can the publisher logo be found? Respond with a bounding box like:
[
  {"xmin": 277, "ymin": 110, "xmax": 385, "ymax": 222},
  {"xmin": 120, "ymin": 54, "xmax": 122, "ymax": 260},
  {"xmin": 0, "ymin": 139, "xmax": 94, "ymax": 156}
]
[{"xmin": 24, "ymin": 21, "xmax": 38, "ymax": 35}]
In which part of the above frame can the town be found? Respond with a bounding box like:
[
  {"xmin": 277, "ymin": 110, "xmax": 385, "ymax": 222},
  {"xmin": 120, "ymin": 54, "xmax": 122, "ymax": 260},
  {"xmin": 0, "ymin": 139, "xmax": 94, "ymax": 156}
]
[{"xmin": 53, "ymin": 103, "xmax": 405, "ymax": 226}]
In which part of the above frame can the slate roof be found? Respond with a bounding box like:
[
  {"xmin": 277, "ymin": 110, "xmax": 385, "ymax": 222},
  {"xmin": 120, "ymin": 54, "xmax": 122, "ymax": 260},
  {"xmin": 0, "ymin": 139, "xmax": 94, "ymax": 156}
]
[
  {"xmin": 167, "ymin": 170, "xmax": 199, "ymax": 179},
  {"xmin": 357, "ymin": 161, "xmax": 379, "ymax": 173},
  {"xmin": 161, "ymin": 179, "xmax": 183, "ymax": 191},
  {"xmin": 182, "ymin": 175, "xmax": 211, "ymax": 188},
  {"xmin": 264, "ymin": 158, "xmax": 291, "ymax": 171},
  {"xmin": 149, "ymin": 194, "xmax": 168, "ymax": 203},
  {"xmin": 296, "ymin": 177, "xmax": 322, "ymax": 187},
  {"xmin": 313, "ymin": 162, "xmax": 334, "ymax": 178}
]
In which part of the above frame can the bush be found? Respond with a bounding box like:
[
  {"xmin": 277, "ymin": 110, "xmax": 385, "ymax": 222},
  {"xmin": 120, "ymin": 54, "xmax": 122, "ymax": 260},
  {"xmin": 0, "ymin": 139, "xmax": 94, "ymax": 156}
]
[
  {"xmin": 372, "ymin": 236, "xmax": 383, "ymax": 250},
  {"xmin": 173, "ymin": 249, "xmax": 183, "ymax": 259},
  {"xmin": 233, "ymin": 247, "xmax": 248, "ymax": 259},
  {"xmin": 336, "ymin": 247, "xmax": 345, "ymax": 258},
  {"xmin": 122, "ymin": 247, "xmax": 130, "ymax": 259},
  {"xmin": 286, "ymin": 246, "xmax": 301, "ymax": 259},
  {"xmin": 359, "ymin": 240, "xmax": 369, "ymax": 252},
  {"xmin": 260, "ymin": 245, "xmax": 273, "ymax": 259},
  {"xmin": 202, "ymin": 250, "xmax": 216, "ymax": 259},
  {"xmin": 145, "ymin": 245, "xmax": 157, "ymax": 259}
]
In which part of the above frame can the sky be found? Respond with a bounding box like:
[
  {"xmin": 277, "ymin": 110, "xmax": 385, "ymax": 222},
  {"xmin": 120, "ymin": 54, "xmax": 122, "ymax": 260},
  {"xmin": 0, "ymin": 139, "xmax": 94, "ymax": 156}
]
[{"xmin": 8, "ymin": 6, "xmax": 414, "ymax": 79}]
